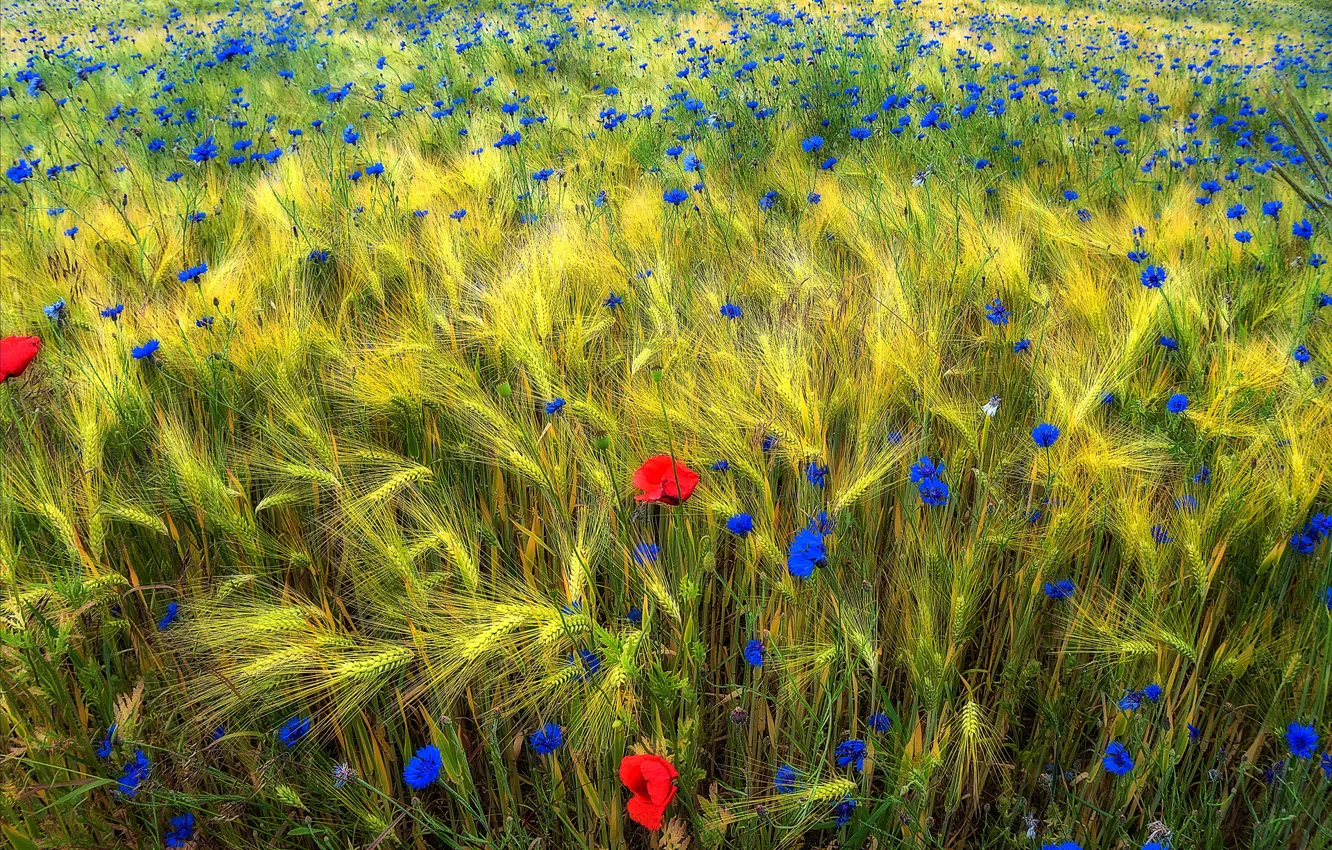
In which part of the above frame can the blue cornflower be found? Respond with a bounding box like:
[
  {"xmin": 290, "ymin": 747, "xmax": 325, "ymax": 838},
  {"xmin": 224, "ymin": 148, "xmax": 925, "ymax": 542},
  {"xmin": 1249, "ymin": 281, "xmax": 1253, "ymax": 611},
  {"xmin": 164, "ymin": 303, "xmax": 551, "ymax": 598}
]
[
  {"xmin": 917, "ymin": 476, "xmax": 949, "ymax": 507},
  {"xmin": 1127, "ymin": 250, "xmax": 1149, "ymax": 264},
  {"xmin": 1151, "ymin": 525, "xmax": 1173, "ymax": 544},
  {"xmin": 1042, "ymin": 842, "xmax": 1081, "ymax": 850},
  {"xmin": 1293, "ymin": 219, "xmax": 1314, "ymax": 239},
  {"xmin": 1290, "ymin": 531, "xmax": 1317, "ymax": 555},
  {"xmin": 1311, "ymin": 514, "xmax": 1332, "ymax": 538},
  {"xmin": 744, "ymin": 639, "xmax": 765, "ymax": 667},
  {"xmin": 786, "ymin": 527, "xmax": 826, "ymax": 579},
  {"xmin": 366, "ymin": 162, "xmax": 384, "ymax": 177},
  {"xmin": 627, "ymin": 607, "xmax": 642, "ymax": 626},
  {"xmin": 726, "ymin": 514, "xmax": 754, "ymax": 537},
  {"xmin": 806, "ymin": 461, "xmax": 829, "ymax": 488},
  {"xmin": 1262, "ymin": 200, "xmax": 1282, "ymax": 218},
  {"xmin": 833, "ymin": 797, "xmax": 857, "ymax": 826},
  {"xmin": 6, "ymin": 159, "xmax": 36, "ymax": 183},
  {"xmin": 1194, "ymin": 465, "xmax": 1211, "ymax": 484},
  {"xmin": 1286, "ymin": 722, "xmax": 1319, "ymax": 759},
  {"xmin": 529, "ymin": 723, "xmax": 563, "ymax": 755},
  {"xmin": 1188, "ymin": 723, "xmax": 1202, "ymax": 740},
  {"xmin": 1118, "ymin": 690, "xmax": 1143, "ymax": 711},
  {"xmin": 450, "ymin": 209, "xmax": 467, "ymax": 220},
  {"xmin": 342, "ymin": 124, "xmax": 359, "ymax": 145},
  {"xmin": 720, "ymin": 302, "xmax": 742, "ymax": 319},
  {"xmin": 157, "ymin": 602, "xmax": 179, "ymax": 630},
  {"xmin": 603, "ymin": 292, "xmax": 622, "ymax": 309},
  {"xmin": 1013, "ymin": 339, "xmax": 1031, "ymax": 353},
  {"xmin": 545, "ymin": 398, "xmax": 566, "ymax": 415},
  {"xmin": 809, "ymin": 511, "xmax": 835, "ymax": 535},
  {"xmin": 1063, "ymin": 190, "xmax": 1079, "ymax": 201},
  {"xmin": 663, "ymin": 188, "xmax": 689, "ymax": 205},
  {"xmin": 910, "ymin": 457, "xmax": 942, "ymax": 483},
  {"xmin": 1294, "ymin": 345, "xmax": 1311, "ymax": 365},
  {"xmin": 117, "ymin": 749, "xmax": 150, "ymax": 797},
  {"xmin": 278, "ymin": 715, "xmax": 311, "ymax": 749},
  {"xmin": 1234, "ymin": 230, "xmax": 1252, "ymax": 244},
  {"xmin": 1031, "ymin": 423, "xmax": 1060, "ymax": 448},
  {"xmin": 868, "ymin": 712, "xmax": 892, "ymax": 733},
  {"xmin": 801, "ymin": 135, "xmax": 824, "ymax": 152},
  {"xmin": 633, "ymin": 543, "xmax": 660, "ymax": 564},
  {"xmin": 1158, "ymin": 336, "xmax": 1179, "ymax": 351},
  {"xmin": 774, "ymin": 764, "xmax": 798, "ymax": 793},
  {"xmin": 95, "ymin": 724, "xmax": 116, "ymax": 759},
  {"xmin": 836, "ymin": 738, "xmax": 866, "ymax": 772},
  {"xmin": 711, "ymin": 459, "xmax": 730, "ymax": 472},
  {"xmin": 759, "ymin": 190, "xmax": 778, "ymax": 210},
  {"xmin": 403, "ymin": 744, "xmax": 442, "ymax": 789},
  {"xmin": 1141, "ymin": 683, "xmax": 1163, "ymax": 702},
  {"xmin": 43, "ymin": 298, "xmax": 67, "ymax": 322},
  {"xmin": 1103, "ymin": 741, "xmax": 1135, "ymax": 776},
  {"xmin": 164, "ymin": 813, "xmax": 195, "ymax": 848},
  {"xmin": 178, "ymin": 263, "xmax": 207, "ymax": 283},
  {"xmin": 984, "ymin": 297, "xmax": 1009, "ymax": 325},
  {"xmin": 188, "ymin": 137, "xmax": 218, "ymax": 162},
  {"xmin": 1225, "ymin": 203, "xmax": 1246, "ymax": 220},
  {"xmin": 1166, "ymin": 393, "xmax": 1189, "ymax": 414},
  {"xmin": 1043, "ymin": 579, "xmax": 1075, "ymax": 600},
  {"xmin": 132, "ymin": 339, "xmax": 160, "ymax": 360},
  {"xmin": 569, "ymin": 649, "xmax": 600, "ymax": 680},
  {"xmin": 1140, "ymin": 265, "xmax": 1167, "ymax": 289}
]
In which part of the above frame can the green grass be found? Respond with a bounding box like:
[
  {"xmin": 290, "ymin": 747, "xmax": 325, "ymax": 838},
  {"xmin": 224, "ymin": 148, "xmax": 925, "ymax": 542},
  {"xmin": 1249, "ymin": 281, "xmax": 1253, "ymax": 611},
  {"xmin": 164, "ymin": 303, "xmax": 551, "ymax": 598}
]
[{"xmin": 2, "ymin": 0, "xmax": 1332, "ymax": 846}]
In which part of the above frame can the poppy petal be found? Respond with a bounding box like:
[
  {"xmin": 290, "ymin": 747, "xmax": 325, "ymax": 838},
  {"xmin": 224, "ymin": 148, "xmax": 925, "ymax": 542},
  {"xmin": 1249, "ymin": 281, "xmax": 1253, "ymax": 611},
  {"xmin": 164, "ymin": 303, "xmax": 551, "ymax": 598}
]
[
  {"xmin": 619, "ymin": 755, "xmax": 650, "ymax": 798},
  {"xmin": 639, "ymin": 757, "xmax": 677, "ymax": 804},
  {"xmin": 626, "ymin": 795, "xmax": 666, "ymax": 830}
]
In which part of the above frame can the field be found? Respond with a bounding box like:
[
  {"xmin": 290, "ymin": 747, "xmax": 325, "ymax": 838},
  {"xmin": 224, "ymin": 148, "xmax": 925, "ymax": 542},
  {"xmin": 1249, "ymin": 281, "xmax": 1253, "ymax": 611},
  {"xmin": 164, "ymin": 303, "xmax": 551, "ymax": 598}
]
[{"xmin": 2, "ymin": 0, "xmax": 1332, "ymax": 846}]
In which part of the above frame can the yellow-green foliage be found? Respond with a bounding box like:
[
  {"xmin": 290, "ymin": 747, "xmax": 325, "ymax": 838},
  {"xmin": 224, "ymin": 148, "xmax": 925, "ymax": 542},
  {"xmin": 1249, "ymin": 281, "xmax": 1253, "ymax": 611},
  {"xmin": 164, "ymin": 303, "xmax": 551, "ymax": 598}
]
[{"xmin": 2, "ymin": 0, "xmax": 1332, "ymax": 847}]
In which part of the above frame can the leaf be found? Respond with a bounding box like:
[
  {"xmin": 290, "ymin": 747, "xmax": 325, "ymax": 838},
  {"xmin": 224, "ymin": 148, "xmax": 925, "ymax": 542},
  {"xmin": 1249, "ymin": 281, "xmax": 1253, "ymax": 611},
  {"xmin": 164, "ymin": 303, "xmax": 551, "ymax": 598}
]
[{"xmin": 1, "ymin": 824, "xmax": 39, "ymax": 850}]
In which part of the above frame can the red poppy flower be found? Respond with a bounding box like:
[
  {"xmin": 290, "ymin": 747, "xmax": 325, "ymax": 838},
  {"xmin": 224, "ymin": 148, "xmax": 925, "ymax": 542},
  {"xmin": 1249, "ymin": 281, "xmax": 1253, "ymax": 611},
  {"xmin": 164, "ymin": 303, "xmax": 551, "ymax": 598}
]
[
  {"xmin": 620, "ymin": 753, "xmax": 678, "ymax": 830},
  {"xmin": 631, "ymin": 455, "xmax": 699, "ymax": 505},
  {"xmin": 0, "ymin": 336, "xmax": 41, "ymax": 384}
]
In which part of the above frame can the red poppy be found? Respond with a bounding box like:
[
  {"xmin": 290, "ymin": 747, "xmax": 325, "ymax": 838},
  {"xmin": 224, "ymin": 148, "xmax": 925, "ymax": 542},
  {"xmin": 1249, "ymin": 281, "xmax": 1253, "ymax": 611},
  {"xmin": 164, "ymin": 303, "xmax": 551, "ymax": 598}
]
[
  {"xmin": 0, "ymin": 336, "xmax": 41, "ymax": 384},
  {"xmin": 631, "ymin": 455, "xmax": 699, "ymax": 505},
  {"xmin": 619, "ymin": 753, "xmax": 678, "ymax": 830}
]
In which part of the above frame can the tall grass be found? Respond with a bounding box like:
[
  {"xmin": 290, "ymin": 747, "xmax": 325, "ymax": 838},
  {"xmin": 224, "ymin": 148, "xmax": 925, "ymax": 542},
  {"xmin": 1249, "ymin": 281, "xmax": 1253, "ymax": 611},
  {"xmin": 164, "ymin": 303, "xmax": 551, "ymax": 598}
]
[{"xmin": 2, "ymin": 0, "xmax": 1331, "ymax": 847}]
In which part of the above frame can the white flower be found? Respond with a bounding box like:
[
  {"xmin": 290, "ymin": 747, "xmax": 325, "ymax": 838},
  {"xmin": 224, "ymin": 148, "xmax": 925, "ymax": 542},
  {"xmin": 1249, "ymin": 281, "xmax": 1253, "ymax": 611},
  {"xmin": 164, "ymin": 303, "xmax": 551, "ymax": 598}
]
[{"xmin": 982, "ymin": 394, "xmax": 1001, "ymax": 418}]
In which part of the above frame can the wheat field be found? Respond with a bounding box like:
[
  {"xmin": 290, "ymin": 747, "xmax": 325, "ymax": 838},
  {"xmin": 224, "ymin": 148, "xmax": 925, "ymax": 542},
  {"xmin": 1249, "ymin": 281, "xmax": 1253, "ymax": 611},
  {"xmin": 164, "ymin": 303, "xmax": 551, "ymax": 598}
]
[{"xmin": 2, "ymin": 0, "xmax": 1331, "ymax": 847}]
